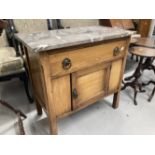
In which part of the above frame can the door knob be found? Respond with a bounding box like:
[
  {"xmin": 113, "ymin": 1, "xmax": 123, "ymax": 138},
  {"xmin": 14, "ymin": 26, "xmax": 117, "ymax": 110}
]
[
  {"xmin": 113, "ymin": 47, "xmax": 121, "ymax": 56},
  {"xmin": 62, "ymin": 58, "xmax": 72, "ymax": 70},
  {"xmin": 113, "ymin": 46, "xmax": 125, "ymax": 56}
]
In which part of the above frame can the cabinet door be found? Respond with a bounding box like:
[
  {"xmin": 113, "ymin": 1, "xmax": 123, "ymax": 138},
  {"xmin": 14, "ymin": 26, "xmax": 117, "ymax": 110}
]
[
  {"xmin": 108, "ymin": 58, "xmax": 123, "ymax": 93},
  {"xmin": 71, "ymin": 63, "xmax": 111, "ymax": 110}
]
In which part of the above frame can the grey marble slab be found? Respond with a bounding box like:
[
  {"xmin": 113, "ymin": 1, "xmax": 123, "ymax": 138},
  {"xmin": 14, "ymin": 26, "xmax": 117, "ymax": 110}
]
[{"xmin": 15, "ymin": 26, "xmax": 133, "ymax": 53}]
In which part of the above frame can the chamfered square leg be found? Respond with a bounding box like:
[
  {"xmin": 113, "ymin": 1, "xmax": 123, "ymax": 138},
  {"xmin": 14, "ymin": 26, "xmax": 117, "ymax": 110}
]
[
  {"xmin": 35, "ymin": 100, "xmax": 42, "ymax": 116},
  {"xmin": 112, "ymin": 92, "xmax": 120, "ymax": 109}
]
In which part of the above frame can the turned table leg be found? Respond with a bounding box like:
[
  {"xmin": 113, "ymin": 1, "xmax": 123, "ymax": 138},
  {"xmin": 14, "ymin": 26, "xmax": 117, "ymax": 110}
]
[
  {"xmin": 131, "ymin": 53, "xmax": 134, "ymax": 60},
  {"xmin": 122, "ymin": 57, "xmax": 145, "ymax": 105},
  {"xmin": 141, "ymin": 58, "xmax": 155, "ymax": 102},
  {"xmin": 148, "ymin": 86, "xmax": 155, "ymax": 102},
  {"xmin": 124, "ymin": 57, "xmax": 144, "ymax": 81},
  {"xmin": 133, "ymin": 88, "xmax": 138, "ymax": 105},
  {"xmin": 142, "ymin": 80, "xmax": 155, "ymax": 102}
]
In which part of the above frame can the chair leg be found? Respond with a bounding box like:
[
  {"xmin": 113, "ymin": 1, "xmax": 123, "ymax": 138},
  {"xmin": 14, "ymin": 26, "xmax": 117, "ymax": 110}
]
[
  {"xmin": 0, "ymin": 99, "xmax": 27, "ymax": 135},
  {"xmin": 131, "ymin": 54, "xmax": 134, "ymax": 60},
  {"xmin": 133, "ymin": 88, "xmax": 138, "ymax": 105},
  {"xmin": 148, "ymin": 86, "xmax": 155, "ymax": 102},
  {"xmin": 136, "ymin": 56, "xmax": 139, "ymax": 62},
  {"xmin": 22, "ymin": 73, "xmax": 34, "ymax": 103}
]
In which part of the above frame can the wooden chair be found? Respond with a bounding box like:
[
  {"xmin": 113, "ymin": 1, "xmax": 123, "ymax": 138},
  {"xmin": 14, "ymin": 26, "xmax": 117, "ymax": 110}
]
[
  {"xmin": 0, "ymin": 19, "xmax": 62, "ymax": 103},
  {"xmin": 9, "ymin": 19, "xmax": 64, "ymax": 115},
  {"xmin": 0, "ymin": 20, "xmax": 33, "ymax": 103}
]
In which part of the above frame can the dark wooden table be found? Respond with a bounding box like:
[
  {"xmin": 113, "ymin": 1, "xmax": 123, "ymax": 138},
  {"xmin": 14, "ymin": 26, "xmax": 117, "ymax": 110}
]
[
  {"xmin": 122, "ymin": 46, "xmax": 155, "ymax": 105},
  {"xmin": 133, "ymin": 37, "xmax": 155, "ymax": 48},
  {"xmin": 134, "ymin": 37, "xmax": 155, "ymax": 102}
]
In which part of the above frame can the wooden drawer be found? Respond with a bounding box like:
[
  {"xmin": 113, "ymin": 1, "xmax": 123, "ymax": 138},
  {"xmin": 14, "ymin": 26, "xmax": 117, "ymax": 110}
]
[{"xmin": 49, "ymin": 39, "xmax": 127, "ymax": 77}]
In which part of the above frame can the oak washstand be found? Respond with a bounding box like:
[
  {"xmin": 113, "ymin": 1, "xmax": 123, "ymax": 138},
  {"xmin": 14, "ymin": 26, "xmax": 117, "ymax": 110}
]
[{"xmin": 15, "ymin": 26, "xmax": 131, "ymax": 134}]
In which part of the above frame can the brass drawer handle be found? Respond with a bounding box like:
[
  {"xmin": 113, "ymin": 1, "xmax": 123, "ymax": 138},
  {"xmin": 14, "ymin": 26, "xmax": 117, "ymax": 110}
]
[
  {"xmin": 113, "ymin": 46, "xmax": 125, "ymax": 56},
  {"xmin": 72, "ymin": 88, "xmax": 78, "ymax": 99},
  {"xmin": 62, "ymin": 58, "xmax": 72, "ymax": 70}
]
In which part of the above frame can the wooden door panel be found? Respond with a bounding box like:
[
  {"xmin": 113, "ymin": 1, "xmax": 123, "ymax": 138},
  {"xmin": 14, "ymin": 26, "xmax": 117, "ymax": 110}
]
[
  {"xmin": 51, "ymin": 75, "xmax": 71, "ymax": 116},
  {"xmin": 72, "ymin": 63, "xmax": 111, "ymax": 110},
  {"xmin": 76, "ymin": 69, "xmax": 104, "ymax": 103}
]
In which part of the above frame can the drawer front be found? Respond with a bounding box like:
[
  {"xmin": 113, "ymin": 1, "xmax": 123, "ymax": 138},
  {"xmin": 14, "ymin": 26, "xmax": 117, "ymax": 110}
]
[{"xmin": 49, "ymin": 39, "xmax": 127, "ymax": 77}]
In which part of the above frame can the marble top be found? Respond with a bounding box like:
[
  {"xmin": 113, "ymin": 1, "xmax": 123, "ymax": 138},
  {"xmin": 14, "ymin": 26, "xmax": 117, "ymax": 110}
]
[{"xmin": 15, "ymin": 26, "xmax": 133, "ymax": 52}]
